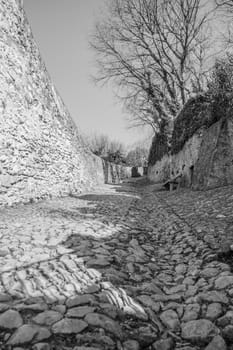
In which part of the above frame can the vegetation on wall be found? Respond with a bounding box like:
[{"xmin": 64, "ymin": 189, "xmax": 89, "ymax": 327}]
[
  {"xmin": 171, "ymin": 95, "xmax": 211, "ymax": 155},
  {"xmin": 169, "ymin": 54, "xmax": 233, "ymax": 156},
  {"xmin": 148, "ymin": 120, "xmax": 170, "ymax": 166},
  {"xmin": 149, "ymin": 54, "xmax": 233, "ymax": 161},
  {"xmin": 208, "ymin": 55, "xmax": 233, "ymax": 118}
]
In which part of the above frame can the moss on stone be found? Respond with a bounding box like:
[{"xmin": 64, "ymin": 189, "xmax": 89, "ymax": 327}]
[{"xmin": 171, "ymin": 94, "xmax": 223, "ymax": 155}]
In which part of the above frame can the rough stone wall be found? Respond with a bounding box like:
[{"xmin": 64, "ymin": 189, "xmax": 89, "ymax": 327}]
[
  {"xmin": 148, "ymin": 88, "xmax": 233, "ymax": 189},
  {"xmin": 102, "ymin": 161, "xmax": 131, "ymax": 184},
  {"xmin": 170, "ymin": 130, "xmax": 204, "ymax": 187},
  {"xmin": 193, "ymin": 118, "xmax": 233, "ymax": 190},
  {"xmin": 148, "ymin": 116, "xmax": 233, "ymax": 189},
  {"xmin": 0, "ymin": 0, "xmax": 130, "ymax": 207},
  {"xmin": 148, "ymin": 131, "xmax": 204, "ymax": 184},
  {"xmin": 147, "ymin": 79, "xmax": 233, "ymax": 189}
]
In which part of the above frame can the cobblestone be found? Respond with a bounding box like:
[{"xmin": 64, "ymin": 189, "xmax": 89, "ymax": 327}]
[{"xmin": 1, "ymin": 180, "xmax": 233, "ymax": 348}]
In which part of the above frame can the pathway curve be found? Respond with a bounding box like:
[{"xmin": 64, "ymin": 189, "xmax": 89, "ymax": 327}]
[{"xmin": 0, "ymin": 179, "xmax": 233, "ymax": 349}]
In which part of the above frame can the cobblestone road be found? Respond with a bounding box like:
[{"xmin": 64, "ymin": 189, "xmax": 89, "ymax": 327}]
[{"xmin": 1, "ymin": 179, "xmax": 233, "ymax": 349}]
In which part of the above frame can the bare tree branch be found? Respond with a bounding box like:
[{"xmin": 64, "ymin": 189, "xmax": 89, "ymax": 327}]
[{"xmin": 90, "ymin": 0, "xmax": 213, "ymax": 134}]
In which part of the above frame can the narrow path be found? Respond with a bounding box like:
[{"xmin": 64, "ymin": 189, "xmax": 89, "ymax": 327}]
[{"xmin": 0, "ymin": 180, "xmax": 233, "ymax": 349}]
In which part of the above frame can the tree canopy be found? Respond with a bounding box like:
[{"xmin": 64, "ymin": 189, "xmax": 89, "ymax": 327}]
[{"xmin": 91, "ymin": 0, "xmax": 213, "ymax": 133}]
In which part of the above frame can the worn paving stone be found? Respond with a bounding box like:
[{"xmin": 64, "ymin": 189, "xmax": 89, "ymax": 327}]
[
  {"xmin": 32, "ymin": 310, "xmax": 63, "ymax": 326},
  {"xmin": 51, "ymin": 318, "xmax": 88, "ymax": 334},
  {"xmin": 84, "ymin": 312, "xmax": 123, "ymax": 339},
  {"xmin": 137, "ymin": 295, "xmax": 160, "ymax": 312},
  {"xmin": 198, "ymin": 291, "xmax": 229, "ymax": 304},
  {"xmin": 34, "ymin": 327, "xmax": 51, "ymax": 342},
  {"xmin": 182, "ymin": 303, "xmax": 200, "ymax": 322},
  {"xmin": 7, "ymin": 325, "xmax": 51, "ymax": 345},
  {"xmin": 205, "ymin": 303, "xmax": 222, "ymax": 321},
  {"xmin": 222, "ymin": 324, "xmax": 233, "ymax": 342},
  {"xmin": 181, "ymin": 319, "xmax": 219, "ymax": 344},
  {"xmin": 66, "ymin": 295, "xmax": 96, "ymax": 308},
  {"xmin": 204, "ymin": 335, "xmax": 227, "ymax": 350},
  {"xmin": 0, "ymin": 310, "xmax": 23, "ymax": 329},
  {"xmin": 200, "ymin": 268, "xmax": 219, "ymax": 279},
  {"xmin": 215, "ymin": 275, "xmax": 233, "ymax": 289},
  {"xmin": 217, "ymin": 310, "xmax": 233, "ymax": 327},
  {"xmin": 160, "ymin": 309, "xmax": 180, "ymax": 331},
  {"xmin": 66, "ymin": 306, "xmax": 95, "ymax": 318}
]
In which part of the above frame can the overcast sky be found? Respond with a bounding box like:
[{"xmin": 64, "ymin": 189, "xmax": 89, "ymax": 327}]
[{"xmin": 23, "ymin": 0, "xmax": 151, "ymax": 146}]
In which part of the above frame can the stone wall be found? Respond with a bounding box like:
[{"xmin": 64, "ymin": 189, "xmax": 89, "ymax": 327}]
[
  {"xmin": 148, "ymin": 117, "xmax": 233, "ymax": 189},
  {"xmin": 171, "ymin": 130, "xmax": 204, "ymax": 187},
  {"xmin": 148, "ymin": 129, "xmax": 204, "ymax": 185},
  {"xmin": 0, "ymin": 0, "xmax": 130, "ymax": 207},
  {"xmin": 102, "ymin": 161, "xmax": 131, "ymax": 184},
  {"xmin": 193, "ymin": 118, "xmax": 233, "ymax": 190},
  {"xmin": 148, "ymin": 94, "xmax": 233, "ymax": 189}
]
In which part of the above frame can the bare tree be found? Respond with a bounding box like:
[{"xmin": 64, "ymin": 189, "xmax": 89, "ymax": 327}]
[
  {"xmin": 126, "ymin": 146, "xmax": 148, "ymax": 166},
  {"xmin": 86, "ymin": 133, "xmax": 126, "ymax": 163},
  {"xmin": 91, "ymin": 0, "xmax": 212, "ymax": 133},
  {"xmin": 87, "ymin": 134, "xmax": 110, "ymax": 157}
]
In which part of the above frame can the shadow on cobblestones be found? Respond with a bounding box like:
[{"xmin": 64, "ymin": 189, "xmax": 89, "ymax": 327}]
[
  {"xmin": 0, "ymin": 182, "xmax": 159, "ymax": 349},
  {"xmin": 2, "ymin": 181, "xmax": 233, "ymax": 349},
  {"xmin": 217, "ymin": 251, "xmax": 233, "ymax": 272}
]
